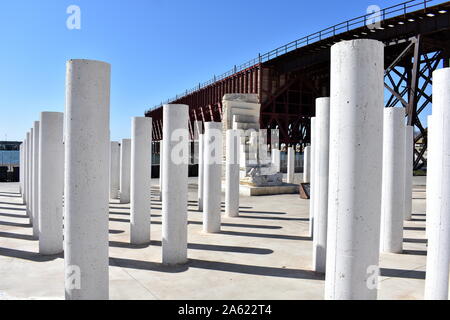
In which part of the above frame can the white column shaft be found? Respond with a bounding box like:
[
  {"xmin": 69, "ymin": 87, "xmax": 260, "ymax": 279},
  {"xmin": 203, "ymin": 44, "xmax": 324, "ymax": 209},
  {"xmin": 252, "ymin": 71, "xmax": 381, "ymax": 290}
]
[
  {"xmin": 110, "ymin": 141, "xmax": 120, "ymax": 199},
  {"xmin": 312, "ymin": 97, "xmax": 330, "ymax": 273},
  {"xmin": 198, "ymin": 134, "xmax": 204, "ymax": 211},
  {"xmin": 159, "ymin": 139, "xmax": 163, "ymax": 201},
  {"xmin": 425, "ymin": 67, "xmax": 450, "ymax": 300},
  {"xmin": 32, "ymin": 121, "xmax": 40, "ymax": 239},
  {"xmin": 19, "ymin": 144, "xmax": 24, "ymax": 196},
  {"xmin": 23, "ymin": 138, "xmax": 28, "ymax": 204},
  {"xmin": 27, "ymin": 131, "xmax": 32, "ymax": 218},
  {"xmin": 64, "ymin": 59, "xmax": 110, "ymax": 300},
  {"xmin": 120, "ymin": 139, "xmax": 131, "ymax": 204},
  {"xmin": 225, "ymin": 129, "xmax": 240, "ymax": 217},
  {"xmin": 303, "ymin": 146, "xmax": 311, "ymax": 183},
  {"xmin": 162, "ymin": 104, "xmax": 189, "ymax": 265},
  {"xmin": 325, "ymin": 39, "xmax": 384, "ymax": 300},
  {"xmin": 130, "ymin": 117, "xmax": 152, "ymax": 245},
  {"xmin": 203, "ymin": 122, "xmax": 223, "ymax": 233},
  {"xmin": 287, "ymin": 146, "xmax": 295, "ymax": 183},
  {"xmin": 309, "ymin": 117, "xmax": 316, "ymax": 237},
  {"xmin": 425, "ymin": 115, "xmax": 434, "ymax": 237},
  {"xmin": 271, "ymin": 149, "xmax": 281, "ymax": 173},
  {"xmin": 38, "ymin": 112, "xmax": 64, "ymax": 255},
  {"xmin": 380, "ymin": 108, "xmax": 405, "ymax": 253},
  {"xmin": 193, "ymin": 120, "xmax": 202, "ymax": 164},
  {"xmin": 404, "ymin": 125, "xmax": 414, "ymax": 220}
]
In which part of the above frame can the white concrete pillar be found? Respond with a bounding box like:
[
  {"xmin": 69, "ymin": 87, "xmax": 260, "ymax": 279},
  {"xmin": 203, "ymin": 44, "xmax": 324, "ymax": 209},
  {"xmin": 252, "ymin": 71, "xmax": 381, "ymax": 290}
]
[
  {"xmin": 130, "ymin": 117, "xmax": 152, "ymax": 245},
  {"xmin": 32, "ymin": 121, "xmax": 40, "ymax": 239},
  {"xmin": 120, "ymin": 138, "xmax": 131, "ymax": 204},
  {"xmin": 26, "ymin": 131, "xmax": 32, "ymax": 219},
  {"xmin": 203, "ymin": 122, "xmax": 223, "ymax": 233},
  {"xmin": 162, "ymin": 104, "xmax": 189, "ymax": 265},
  {"xmin": 380, "ymin": 108, "xmax": 405, "ymax": 254},
  {"xmin": 198, "ymin": 134, "xmax": 204, "ymax": 211},
  {"xmin": 195, "ymin": 121, "xmax": 202, "ymax": 137},
  {"xmin": 193, "ymin": 120, "xmax": 202, "ymax": 164},
  {"xmin": 303, "ymin": 146, "xmax": 311, "ymax": 183},
  {"xmin": 312, "ymin": 97, "xmax": 330, "ymax": 273},
  {"xmin": 19, "ymin": 143, "xmax": 24, "ymax": 197},
  {"xmin": 258, "ymin": 129, "xmax": 270, "ymax": 164},
  {"xmin": 404, "ymin": 125, "xmax": 414, "ymax": 221},
  {"xmin": 325, "ymin": 39, "xmax": 384, "ymax": 300},
  {"xmin": 64, "ymin": 59, "xmax": 110, "ymax": 300},
  {"xmin": 425, "ymin": 67, "xmax": 450, "ymax": 300},
  {"xmin": 38, "ymin": 112, "xmax": 64, "ymax": 255},
  {"xmin": 425, "ymin": 115, "xmax": 434, "ymax": 237},
  {"xmin": 270, "ymin": 130, "xmax": 280, "ymax": 172},
  {"xmin": 309, "ymin": 117, "xmax": 316, "ymax": 237},
  {"xmin": 159, "ymin": 139, "xmax": 163, "ymax": 202},
  {"xmin": 110, "ymin": 141, "xmax": 120, "ymax": 199},
  {"xmin": 287, "ymin": 146, "xmax": 295, "ymax": 183},
  {"xmin": 225, "ymin": 129, "xmax": 240, "ymax": 217},
  {"xmin": 272, "ymin": 148, "xmax": 281, "ymax": 171},
  {"xmin": 23, "ymin": 138, "xmax": 28, "ymax": 205},
  {"xmin": 249, "ymin": 131, "xmax": 258, "ymax": 166},
  {"xmin": 271, "ymin": 148, "xmax": 281, "ymax": 173}
]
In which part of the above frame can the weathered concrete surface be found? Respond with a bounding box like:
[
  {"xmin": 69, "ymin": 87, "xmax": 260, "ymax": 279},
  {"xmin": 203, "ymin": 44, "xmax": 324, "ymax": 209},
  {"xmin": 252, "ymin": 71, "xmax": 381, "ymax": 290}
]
[{"xmin": 0, "ymin": 176, "xmax": 430, "ymax": 300}]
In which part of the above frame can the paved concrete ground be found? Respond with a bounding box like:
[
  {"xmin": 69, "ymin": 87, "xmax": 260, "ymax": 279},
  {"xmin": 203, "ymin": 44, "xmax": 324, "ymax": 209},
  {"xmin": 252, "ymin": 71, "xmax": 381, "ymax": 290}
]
[{"xmin": 0, "ymin": 175, "xmax": 429, "ymax": 300}]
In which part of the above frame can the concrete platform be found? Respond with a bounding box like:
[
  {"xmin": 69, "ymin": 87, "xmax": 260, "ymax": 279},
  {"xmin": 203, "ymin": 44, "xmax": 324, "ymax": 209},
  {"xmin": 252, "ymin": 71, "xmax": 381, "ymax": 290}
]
[
  {"xmin": 0, "ymin": 175, "xmax": 435, "ymax": 299},
  {"xmin": 239, "ymin": 183, "xmax": 299, "ymax": 196}
]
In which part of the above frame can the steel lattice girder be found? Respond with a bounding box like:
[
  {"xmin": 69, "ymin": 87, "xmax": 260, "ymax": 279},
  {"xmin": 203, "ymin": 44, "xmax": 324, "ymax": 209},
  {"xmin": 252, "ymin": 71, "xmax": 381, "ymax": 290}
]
[{"xmin": 384, "ymin": 35, "xmax": 450, "ymax": 170}]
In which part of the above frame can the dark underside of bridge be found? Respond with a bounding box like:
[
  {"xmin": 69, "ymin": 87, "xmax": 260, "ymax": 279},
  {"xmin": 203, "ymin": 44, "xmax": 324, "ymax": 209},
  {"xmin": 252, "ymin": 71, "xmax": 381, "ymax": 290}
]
[{"xmin": 146, "ymin": 1, "xmax": 450, "ymax": 170}]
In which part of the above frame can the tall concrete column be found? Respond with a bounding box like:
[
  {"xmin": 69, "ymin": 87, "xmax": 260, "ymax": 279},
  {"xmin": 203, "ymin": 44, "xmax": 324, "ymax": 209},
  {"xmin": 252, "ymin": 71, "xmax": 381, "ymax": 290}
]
[
  {"xmin": 225, "ymin": 129, "xmax": 240, "ymax": 217},
  {"xmin": 130, "ymin": 117, "xmax": 152, "ymax": 245},
  {"xmin": 404, "ymin": 125, "xmax": 414, "ymax": 221},
  {"xmin": 312, "ymin": 97, "xmax": 330, "ymax": 273},
  {"xmin": 425, "ymin": 67, "xmax": 450, "ymax": 300},
  {"xmin": 287, "ymin": 146, "xmax": 295, "ymax": 183},
  {"xmin": 198, "ymin": 134, "xmax": 204, "ymax": 211},
  {"xmin": 309, "ymin": 117, "xmax": 316, "ymax": 237},
  {"xmin": 162, "ymin": 104, "xmax": 189, "ymax": 265},
  {"xmin": 64, "ymin": 59, "xmax": 110, "ymax": 300},
  {"xmin": 23, "ymin": 138, "xmax": 28, "ymax": 205},
  {"xmin": 193, "ymin": 120, "xmax": 202, "ymax": 164},
  {"xmin": 325, "ymin": 39, "xmax": 384, "ymax": 300},
  {"xmin": 20, "ymin": 138, "xmax": 27, "ymax": 205},
  {"xmin": 380, "ymin": 107, "xmax": 405, "ymax": 254},
  {"xmin": 203, "ymin": 122, "xmax": 223, "ymax": 233},
  {"xmin": 258, "ymin": 129, "xmax": 269, "ymax": 164},
  {"xmin": 32, "ymin": 121, "xmax": 40, "ymax": 239},
  {"xmin": 27, "ymin": 131, "xmax": 32, "ymax": 219},
  {"xmin": 38, "ymin": 112, "xmax": 64, "ymax": 255},
  {"xmin": 271, "ymin": 148, "xmax": 281, "ymax": 173},
  {"xmin": 120, "ymin": 138, "xmax": 131, "ymax": 204},
  {"xmin": 425, "ymin": 115, "xmax": 434, "ymax": 237},
  {"xmin": 271, "ymin": 130, "xmax": 280, "ymax": 172},
  {"xmin": 159, "ymin": 139, "xmax": 163, "ymax": 202},
  {"xmin": 19, "ymin": 144, "xmax": 24, "ymax": 197},
  {"xmin": 303, "ymin": 146, "xmax": 311, "ymax": 183},
  {"xmin": 110, "ymin": 141, "xmax": 120, "ymax": 199}
]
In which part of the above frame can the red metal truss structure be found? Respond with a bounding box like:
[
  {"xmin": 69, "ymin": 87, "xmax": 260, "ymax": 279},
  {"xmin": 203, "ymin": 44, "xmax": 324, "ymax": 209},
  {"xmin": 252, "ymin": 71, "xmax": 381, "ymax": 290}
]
[{"xmin": 146, "ymin": 0, "xmax": 450, "ymax": 169}]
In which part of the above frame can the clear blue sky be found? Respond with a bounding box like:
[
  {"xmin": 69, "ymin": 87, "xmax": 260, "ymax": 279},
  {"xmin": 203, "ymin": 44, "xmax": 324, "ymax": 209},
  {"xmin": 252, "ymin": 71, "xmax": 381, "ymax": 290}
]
[{"xmin": 0, "ymin": 0, "xmax": 408, "ymax": 141}]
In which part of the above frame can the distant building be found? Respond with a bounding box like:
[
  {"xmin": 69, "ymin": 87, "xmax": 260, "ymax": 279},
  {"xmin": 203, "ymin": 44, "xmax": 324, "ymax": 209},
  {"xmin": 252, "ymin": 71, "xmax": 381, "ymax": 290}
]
[
  {"xmin": 0, "ymin": 141, "xmax": 21, "ymax": 168},
  {"xmin": 0, "ymin": 141, "xmax": 21, "ymax": 182}
]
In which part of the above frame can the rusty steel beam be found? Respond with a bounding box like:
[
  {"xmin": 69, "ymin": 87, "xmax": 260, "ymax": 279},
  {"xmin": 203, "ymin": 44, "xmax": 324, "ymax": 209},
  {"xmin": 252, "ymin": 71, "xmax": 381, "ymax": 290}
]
[{"xmin": 146, "ymin": 1, "xmax": 450, "ymax": 163}]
